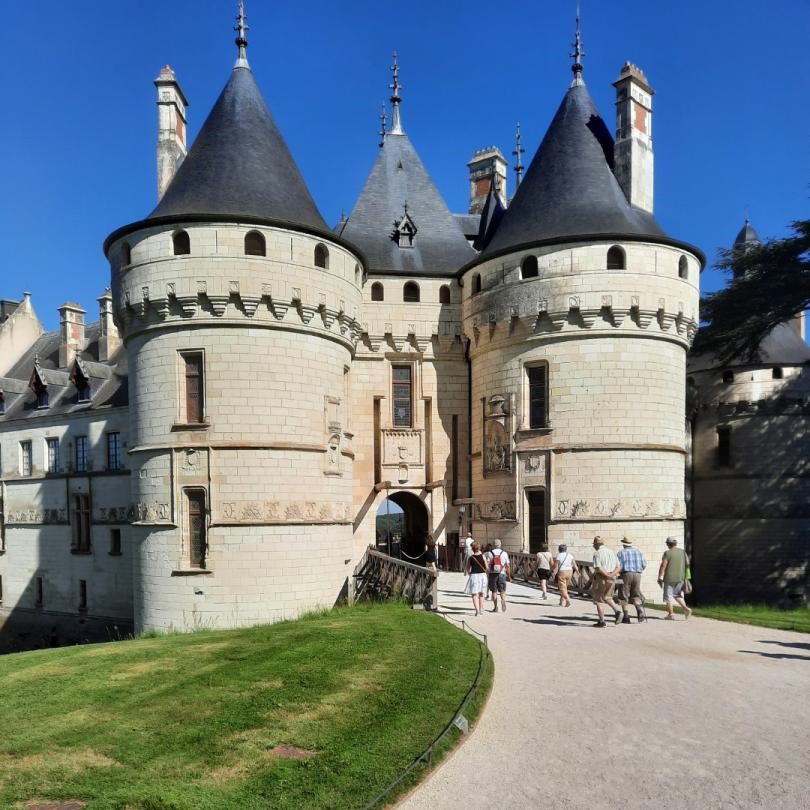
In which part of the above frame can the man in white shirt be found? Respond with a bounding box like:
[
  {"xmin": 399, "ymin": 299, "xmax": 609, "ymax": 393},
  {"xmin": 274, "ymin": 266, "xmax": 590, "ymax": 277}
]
[
  {"xmin": 463, "ymin": 533, "xmax": 474, "ymax": 569},
  {"xmin": 486, "ymin": 540, "xmax": 511, "ymax": 613}
]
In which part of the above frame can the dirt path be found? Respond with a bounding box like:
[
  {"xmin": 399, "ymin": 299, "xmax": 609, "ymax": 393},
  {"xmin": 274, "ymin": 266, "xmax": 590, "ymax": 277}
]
[{"xmin": 396, "ymin": 574, "xmax": 810, "ymax": 810}]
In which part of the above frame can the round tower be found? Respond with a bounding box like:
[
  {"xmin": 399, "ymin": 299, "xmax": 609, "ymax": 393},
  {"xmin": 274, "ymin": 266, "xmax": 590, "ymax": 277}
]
[
  {"xmin": 461, "ymin": 47, "xmax": 702, "ymax": 598},
  {"xmin": 104, "ymin": 12, "xmax": 364, "ymax": 632}
]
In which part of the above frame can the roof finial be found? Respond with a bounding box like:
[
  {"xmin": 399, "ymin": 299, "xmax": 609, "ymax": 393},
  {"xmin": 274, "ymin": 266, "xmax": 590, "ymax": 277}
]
[
  {"xmin": 389, "ymin": 52, "xmax": 403, "ymax": 134},
  {"xmin": 379, "ymin": 103, "xmax": 388, "ymax": 147},
  {"xmin": 512, "ymin": 122, "xmax": 525, "ymax": 187},
  {"xmin": 234, "ymin": 0, "xmax": 249, "ymax": 69},
  {"xmin": 570, "ymin": 2, "xmax": 585, "ymax": 86}
]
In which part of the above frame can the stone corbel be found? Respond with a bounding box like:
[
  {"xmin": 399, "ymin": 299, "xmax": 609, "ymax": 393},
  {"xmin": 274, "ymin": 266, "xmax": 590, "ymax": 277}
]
[
  {"xmin": 321, "ymin": 306, "xmax": 336, "ymax": 329},
  {"xmin": 365, "ymin": 332, "xmax": 384, "ymax": 352},
  {"xmin": 208, "ymin": 294, "xmax": 229, "ymax": 317},
  {"xmin": 154, "ymin": 297, "xmax": 170, "ymax": 320},
  {"xmin": 580, "ymin": 307, "xmax": 600, "ymax": 328},
  {"xmin": 241, "ymin": 295, "xmax": 261, "ymax": 318},
  {"xmin": 271, "ymin": 300, "xmax": 289, "ymax": 321},
  {"xmin": 297, "ymin": 302, "xmax": 317, "ymax": 324},
  {"xmin": 177, "ymin": 295, "xmax": 198, "ymax": 318}
]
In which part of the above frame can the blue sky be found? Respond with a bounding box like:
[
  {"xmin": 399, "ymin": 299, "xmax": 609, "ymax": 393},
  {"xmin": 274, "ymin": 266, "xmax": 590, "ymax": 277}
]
[{"xmin": 1, "ymin": 1, "xmax": 808, "ymax": 329}]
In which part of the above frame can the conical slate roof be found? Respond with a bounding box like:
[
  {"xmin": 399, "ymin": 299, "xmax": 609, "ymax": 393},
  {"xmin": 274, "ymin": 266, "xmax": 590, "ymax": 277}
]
[
  {"xmin": 473, "ymin": 181, "xmax": 506, "ymax": 250},
  {"xmin": 734, "ymin": 219, "xmax": 761, "ymax": 247},
  {"xmin": 480, "ymin": 83, "xmax": 666, "ymax": 257},
  {"xmin": 339, "ymin": 133, "xmax": 475, "ymax": 276},
  {"xmin": 148, "ymin": 65, "xmax": 329, "ymax": 234}
]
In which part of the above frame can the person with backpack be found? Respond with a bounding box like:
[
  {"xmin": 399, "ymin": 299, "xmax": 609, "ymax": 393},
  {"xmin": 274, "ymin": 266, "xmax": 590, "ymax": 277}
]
[{"xmin": 486, "ymin": 540, "xmax": 511, "ymax": 613}]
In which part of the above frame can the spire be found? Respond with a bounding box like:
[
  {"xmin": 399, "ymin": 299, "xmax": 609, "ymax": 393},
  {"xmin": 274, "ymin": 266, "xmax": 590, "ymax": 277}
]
[
  {"xmin": 234, "ymin": 0, "xmax": 249, "ymax": 69},
  {"xmin": 570, "ymin": 3, "xmax": 585, "ymax": 86},
  {"xmin": 512, "ymin": 123, "xmax": 525, "ymax": 188},
  {"xmin": 379, "ymin": 103, "xmax": 387, "ymax": 147},
  {"xmin": 389, "ymin": 52, "xmax": 403, "ymax": 134}
]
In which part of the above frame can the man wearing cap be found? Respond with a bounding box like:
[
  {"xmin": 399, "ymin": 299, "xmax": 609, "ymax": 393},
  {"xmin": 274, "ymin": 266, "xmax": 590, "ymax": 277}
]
[
  {"xmin": 658, "ymin": 536, "xmax": 692, "ymax": 620},
  {"xmin": 591, "ymin": 536, "xmax": 622, "ymax": 627},
  {"xmin": 617, "ymin": 536, "xmax": 646, "ymax": 623}
]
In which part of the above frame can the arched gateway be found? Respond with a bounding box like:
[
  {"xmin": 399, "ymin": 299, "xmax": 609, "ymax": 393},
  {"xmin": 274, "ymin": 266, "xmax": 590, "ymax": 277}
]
[{"xmin": 376, "ymin": 493, "xmax": 430, "ymax": 563}]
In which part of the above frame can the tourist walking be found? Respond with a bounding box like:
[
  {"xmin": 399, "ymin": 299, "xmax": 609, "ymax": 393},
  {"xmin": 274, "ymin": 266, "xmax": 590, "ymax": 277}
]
[
  {"xmin": 424, "ymin": 534, "xmax": 438, "ymax": 573},
  {"xmin": 553, "ymin": 544, "xmax": 578, "ymax": 607},
  {"xmin": 462, "ymin": 532, "xmax": 474, "ymax": 571},
  {"xmin": 464, "ymin": 541, "xmax": 489, "ymax": 616},
  {"xmin": 591, "ymin": 536, "xmax": 622, "ymax": 627},
  {"xmin": 658, "ymin": 536, "xmax": 692, "ymax": 620},
  {"xmin": 617, "ymin": 536, "xmax": 646, "ymax": 623},
  {"xmin": 486, "ymin": 540, "xmax": 511, "ymax": 613},
  {"xmin": 535, "ymin": 544, "xmax": 553, "ymax": 599}
]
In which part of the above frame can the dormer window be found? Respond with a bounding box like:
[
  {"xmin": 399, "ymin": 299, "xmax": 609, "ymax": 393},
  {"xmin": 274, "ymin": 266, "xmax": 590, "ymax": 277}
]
[
  {"xmin": 392, "ymin": 207, "xmax": 417, "ymax": 248},
  {"xmin": 29, "ymin": 362, "xmax": 49, "ymax": 409},
  {"xmin": 70, "ymin": 359, "xmax": 91, "ymax": 404}
]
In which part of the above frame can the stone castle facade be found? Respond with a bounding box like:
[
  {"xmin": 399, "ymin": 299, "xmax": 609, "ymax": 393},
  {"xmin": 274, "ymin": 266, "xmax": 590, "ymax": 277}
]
[{"xmin": 0, "ymin": 15, "xmax": 802, "ymax": 649}]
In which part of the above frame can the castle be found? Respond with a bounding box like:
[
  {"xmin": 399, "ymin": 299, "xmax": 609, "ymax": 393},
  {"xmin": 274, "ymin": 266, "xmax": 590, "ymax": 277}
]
[{"xmin": 0, "ymin": 9, "xmax": 802, "ymax": 649}]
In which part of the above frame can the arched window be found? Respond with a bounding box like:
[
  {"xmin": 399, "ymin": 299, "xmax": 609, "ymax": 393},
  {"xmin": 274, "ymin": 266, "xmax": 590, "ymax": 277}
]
[
  {"xmin": 244, "ymin": 230, "xmax": 266, "ymax": 256},
  {"xmin": 371, "ymin": 282, "xmax": 384, "ymax": 302},
  {"xmin": 122, "ymin": 241, "xmax": 131, "ymax": 266},
  {"xmin": 403, "ymin": 281, "xmax": 420, "ymax": 303},
  {"xmin": 173, "ymin": 230, "xmax": 190, "ymax": 256},
  {"xmin": 439, "ymin": 285, "xmax": 451, "ymax": 304},
  {"xmin": 521, "ymin": 255, "xmax": 539, "ymax": 279},
  {"xmin": 772, "ymin": 367, "xmax": 784, "ymax": 380},
  {"xmin": 722, "ymin": 370, "xmax": 734, "ymax": 384},
  {"xmin": 472, "ymin": 273, "xmax": 482, "ymax": 294},
  {"xmin": 606, "ymin": 245, "xmax": 625, "ymax": 270},
  {"xmin": 314, "ymin": 243, "xmax": 329, "ymax": 269},
  {"xmin": 678, "ymin": 255, "xmax": 688, "ymax": 279}
]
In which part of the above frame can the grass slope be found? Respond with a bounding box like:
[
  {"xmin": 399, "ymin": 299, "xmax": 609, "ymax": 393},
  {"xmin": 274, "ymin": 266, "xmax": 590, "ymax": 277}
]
[
  {"xmin": 646, "ymin": 602, "xmax": 810, "ymax": 633},
  {"xmin": 0, "ymin": 604, "xmax": 491, "ymax": 810}
]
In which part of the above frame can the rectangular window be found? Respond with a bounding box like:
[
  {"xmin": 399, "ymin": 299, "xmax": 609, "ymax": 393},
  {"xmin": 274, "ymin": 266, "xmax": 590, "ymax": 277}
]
[
  {"xmin": 186, "ymin": 490, "xmax": 207, "ymax": 568},
  {"xmin": 35, "ymin": 576, "xmax": 43, "ymax": 608},
  {"xmin": 392, "ymin": 365, "xmax": 412, "ymax": 428},
  {"xmin": 46, "ymin": 438, "xmax": 60, "ymax": 473},
  {"xmin": 106, "ymin": 432, "xmax": 121, "ymax": 471},
  {"xmin": 527, "ymin": 489, "xmax": 547, "ymax": 553},
  {"xmin": 72, "ymin": 493, "xmax": 91, "ymax": 553},
  {"xmin": 78, "ymin": 580, "xmax": 87, "ymax": 612},
  {"xmin": 20, "ymin": 440, "xmax": 33, "ymax": 476},
  {"xmin": 182, "ymin": 353, "xmax": 204, "ymax": 424},
  {"xmin": 717, "ymin": 426, "xmax": 731, "ymax": 467},
  {"xmin": 75, "ymin": 436, "xmax": 88, "ymax": 472},
  {"xmin": 109, "ymin": 528, "xmax": 121, "ymax": 555},
  {"xmin": 0, "ymin": 574, "xmax": 3, "ymax": 605},
  {"xmin": 527, "ymin": 365, "xmax": 548, "ymax": 429}
]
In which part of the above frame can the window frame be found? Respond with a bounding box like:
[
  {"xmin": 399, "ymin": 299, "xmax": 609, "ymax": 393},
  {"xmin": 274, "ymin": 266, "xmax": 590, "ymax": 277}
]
[
  {"xmin": 185, "ymin": 488, "xmax": 208, "ymax": 569},
  {"xmin": 314, "ymin": 243, "xmax": 329, "ymax": 269},
  {"xmin": 403, "ymin": 281, "xmax": 420, "ymax": 303},
  {"xmin": 371, "ymin": 282, "xmax": 384, "ymax": 302},
  {"xmin": 716, "ymin": 425, "xmax": 732, "ymax": 468},
  {"xmin": 74, "ymin": 435, "xmax": 89, "ymax": 473},
  {"xmin": 472, "ymin": 273, "xmax": 482, "ymax": 294},
  {"xmin": 678, "ymin": 255, "xmax": 688, "ymax": 279},
  {"xmin": 71, "ymin": 493, "xmax": 92, "ymax": 553},
  {"xmin": 607, "ymin": 245, "xmax": 626, "ymax": 270},
  {"xmin": 46, "ymin": 437, "xmax": 60, "ymax": 474},
  {"xmin": 20, "ymin": 440, "xmax": 32, "ymax": 477},
  {"xmin": 521, "ymin": 255, "xmax": 539, "ymax": 279},
  {"xmin": 525, "ymin": 363, "xmax": 549, "ymax": 430},
  {"xmin": 179, "ymin": 351, "xmax": 206, "ymax": 426},
  {"xmin": 439, "ymin": 284, "xmax": 451, "ymax": 304},
  {"xmin": 391, "ymin": 364, "xmax": 414, "ymax": 429},
  {"xmin": 244, "ymin": 230, "xmax": 266, "ymax": 256},
  {"xmin": 172, "ymin": 229, "xmax": 190, "ymax": 256},
  {"xmin": 106, "ymin": 432, "xmax": 122, "ymax": 471}
]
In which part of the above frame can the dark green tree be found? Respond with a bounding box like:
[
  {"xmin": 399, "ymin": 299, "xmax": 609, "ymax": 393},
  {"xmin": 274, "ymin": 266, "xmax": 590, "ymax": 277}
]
[{"xmin": 695, "ymin": 218, "xmax": 810, "ymax": 362}]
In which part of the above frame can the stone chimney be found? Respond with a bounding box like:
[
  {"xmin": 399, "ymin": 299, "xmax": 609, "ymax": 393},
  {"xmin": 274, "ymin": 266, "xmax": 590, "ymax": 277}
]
[
  {"xmin": 58, "ymin": 302, "xmax": 86, "ymax": 369},
  {"xmin": 613, "ymin": 62, "xmax": 654, "ymax": 213},
  {"xmin": 97, "ymin": 289, "xmax": 121, "ymax": 362},
  {"xmin": 154, "ymin": 65, "xmax": 189, "ymax": 200},
  {"xmin": 467, "ymin": 147, "xmax": 507, "ymax": 215}
]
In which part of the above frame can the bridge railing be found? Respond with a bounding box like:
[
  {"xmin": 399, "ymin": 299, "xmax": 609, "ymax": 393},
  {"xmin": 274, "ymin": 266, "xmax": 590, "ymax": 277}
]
[
  {"xmin": 351, "ymin": 546, "xmax": 438, "ymax": 609},
  {"xmin": 507, "ymin": 551, "xmax": 596, "ymax": 597}
]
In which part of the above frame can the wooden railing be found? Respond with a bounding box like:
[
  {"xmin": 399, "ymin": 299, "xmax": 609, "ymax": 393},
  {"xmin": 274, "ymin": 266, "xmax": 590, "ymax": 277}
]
[
  {"xmin": 508, "ymin": 551, "xmax": 596, "ymax": 597},
  {"xmin": 351, "ymin": 546, "xmax": 438, "ymax": 609}
]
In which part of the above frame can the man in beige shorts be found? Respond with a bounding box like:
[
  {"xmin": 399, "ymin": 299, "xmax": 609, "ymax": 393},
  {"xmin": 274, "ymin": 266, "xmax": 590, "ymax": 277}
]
[{"xmin": 591, "ymin": 536, "xmax": 622, "ymax": 627}]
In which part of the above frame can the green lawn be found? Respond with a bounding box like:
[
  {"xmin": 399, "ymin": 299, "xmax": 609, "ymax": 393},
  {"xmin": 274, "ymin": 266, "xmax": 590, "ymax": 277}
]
[
  {"xmin": 646, "ymin": 602, "xmax": 810, "ymax": 633},
  {"xmin": 0, "ymin": 604, "xmax": 492, "ymax": 810}
]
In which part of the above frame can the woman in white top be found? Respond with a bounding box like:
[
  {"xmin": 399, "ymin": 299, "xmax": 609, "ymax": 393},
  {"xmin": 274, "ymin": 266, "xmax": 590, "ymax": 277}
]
[
  {"xmin": 535, "ymin": 544, "xmax": 553, "ymax": 600},
  {"xmin": 553, "ymin": 544, "xmax": 579, "ymax": 607},
  {"xmin": 464, "ymin": 541, "xmax": 490, "ymax": 616}
]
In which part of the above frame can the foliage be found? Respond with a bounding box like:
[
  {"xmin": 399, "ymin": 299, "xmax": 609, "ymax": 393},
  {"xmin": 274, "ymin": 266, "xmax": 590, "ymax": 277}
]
[
  {"xmin": 696, "ymin": 218, "xmax": 810, "ymax": 362},
  {"xmin": 0, "ymin": 604, "xmax": 489, "ymax": 810}
]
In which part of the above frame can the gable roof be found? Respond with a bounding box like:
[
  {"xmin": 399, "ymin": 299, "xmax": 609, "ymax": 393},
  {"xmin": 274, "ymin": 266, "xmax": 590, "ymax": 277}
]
[
  {"xmin": 478, "ymin": 82, "xmax": 692, "ymax": 261},
  {"xmin": 338, "ymin": 132, "xmax": 475, "ymax": 277}
]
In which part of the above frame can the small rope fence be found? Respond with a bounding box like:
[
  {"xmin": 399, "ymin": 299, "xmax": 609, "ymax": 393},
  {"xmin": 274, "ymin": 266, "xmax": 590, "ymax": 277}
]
[{"xmin": 357, "ymin": 614, "xmax": 491, "ymax": 810}]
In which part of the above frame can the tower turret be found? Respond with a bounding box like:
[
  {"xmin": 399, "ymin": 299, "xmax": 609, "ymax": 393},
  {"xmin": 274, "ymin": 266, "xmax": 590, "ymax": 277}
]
[
  {"xmin": 154, "ymin": 65, "xmax": 188, "ymax": 200},
  {"xmin": 613, "ymin": 62, "xmax": 654, "ymax": 213},
  {"xmin": 467, "ymin": 147, "xmax": 507, "ymax": 215}
]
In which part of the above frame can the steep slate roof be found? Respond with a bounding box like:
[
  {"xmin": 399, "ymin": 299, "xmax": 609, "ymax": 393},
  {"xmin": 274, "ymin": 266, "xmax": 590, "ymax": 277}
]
[
  {"xmin": 338, "ymin": 133, "xmax": 475, "ymax": 276},
  {"xmin": 149, "ymin": 65, "xmax": 329, "ymax": 234},
  {"xmin": 734, "ymin": 219, "xmax": 761, "ymax": 247},
  {"xmin": 474, "ymin": 182, "xmax": 506, "ymax": 250},
  {"xmin": 480, "ymin": 82, "xmax": 668, "ymax": 258}
]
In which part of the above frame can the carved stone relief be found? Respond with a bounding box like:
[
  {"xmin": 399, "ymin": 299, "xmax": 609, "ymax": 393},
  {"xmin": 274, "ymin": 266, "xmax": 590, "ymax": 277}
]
[
  {"xmin": 218, "ymin": 500, "xmax": 351, "ymax": 524},
  {"xmin": 483, "ymin": 393, "xmax": 513, "ymax": 477},
  {"xmin": 476, "ymin": 500, "xmax": 517, "ymax": 522},
  {"xmin": 555, "ymin": 498, "xmax": 686, "ymax": 520}
]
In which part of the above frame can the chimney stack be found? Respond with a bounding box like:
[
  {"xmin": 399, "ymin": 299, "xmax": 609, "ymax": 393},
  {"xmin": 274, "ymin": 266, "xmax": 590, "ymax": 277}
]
[
  {"xmin": 467, "ymin": 147, "xmax": 508, "ymax": 215},
  {"xmin": 613, "ymin": 62, "xmax": 654, "ymax": 213},
  {"xmin": 154, "ymin": 65, "xmax": 189, "ymax": 200},
  {"xmin": 97, "ymin": 289, "xmax": 121, "ymax": 362},
  {"xmin": 58, "ymin": 302, "xmax": 86, "ymax": 369}
]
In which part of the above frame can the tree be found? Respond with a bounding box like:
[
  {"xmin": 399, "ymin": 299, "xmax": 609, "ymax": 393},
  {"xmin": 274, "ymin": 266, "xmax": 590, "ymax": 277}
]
[{"xmin": 695, "ymin": 218, "xmax": 810, "ymax": 363}]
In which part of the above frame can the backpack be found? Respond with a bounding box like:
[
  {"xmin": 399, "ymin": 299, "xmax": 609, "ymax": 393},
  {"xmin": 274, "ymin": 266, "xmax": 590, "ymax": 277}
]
[{"xmin": 491, "ymin": 550, "xmax": 504, "ymax": 573}]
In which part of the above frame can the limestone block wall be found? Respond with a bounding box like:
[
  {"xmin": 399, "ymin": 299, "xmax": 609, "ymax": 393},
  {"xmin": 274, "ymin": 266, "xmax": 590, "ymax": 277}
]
[
  {"xmin": 0, "ymin": 408, "xmax": 133, "ymax": 632},
  {"xmin": 351, "ymin": 276, "xmax": 469, "ymax": 557},
  {"xmin": 108, "ymin": 222, "xmax": 362, "ymax": 631},
  {"xmin": 462, "ymin": 240, "xmax": 699, "ymax": 597}
]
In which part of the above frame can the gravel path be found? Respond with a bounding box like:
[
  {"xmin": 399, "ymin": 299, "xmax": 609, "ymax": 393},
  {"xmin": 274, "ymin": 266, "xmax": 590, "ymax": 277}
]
[{"xmin": 396, "ymin": 573, "xmax": 810, "ymax": 810}]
